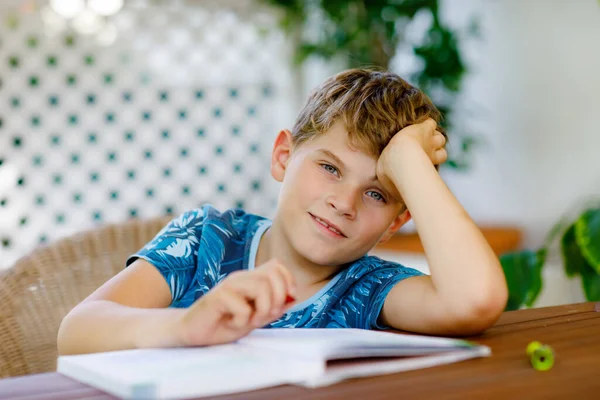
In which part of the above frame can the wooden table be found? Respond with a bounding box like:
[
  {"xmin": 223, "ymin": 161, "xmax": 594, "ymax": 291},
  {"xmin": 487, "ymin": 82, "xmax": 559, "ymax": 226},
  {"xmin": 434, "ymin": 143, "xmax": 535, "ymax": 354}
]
[{"xmin": 1, "ymin": 302, "xmax": 599, "ymax": 399}]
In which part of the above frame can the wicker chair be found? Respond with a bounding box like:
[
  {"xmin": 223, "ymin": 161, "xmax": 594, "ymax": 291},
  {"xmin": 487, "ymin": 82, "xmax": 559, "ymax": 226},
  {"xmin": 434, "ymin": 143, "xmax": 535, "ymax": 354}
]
[{"xmin": 0, "ymin": 216, "xmax": 171, "ymax": 378}]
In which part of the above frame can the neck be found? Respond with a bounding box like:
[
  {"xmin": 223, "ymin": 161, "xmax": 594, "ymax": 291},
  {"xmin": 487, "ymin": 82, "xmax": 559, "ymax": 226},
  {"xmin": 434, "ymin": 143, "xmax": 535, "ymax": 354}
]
[{"xmin": 256, "ymin": 218, "xmax": 341, "ymax": 288}]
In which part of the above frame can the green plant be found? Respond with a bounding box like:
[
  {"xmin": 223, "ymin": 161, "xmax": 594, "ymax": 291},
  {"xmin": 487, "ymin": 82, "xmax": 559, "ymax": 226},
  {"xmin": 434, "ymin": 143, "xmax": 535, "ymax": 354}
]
[
  {"xmin": 500, "ymin": 207, "xmax": 600, "ymax": 310},
  {"xmin": 261, "ymin": 0, "xmax": 476, "ymax": 169}
]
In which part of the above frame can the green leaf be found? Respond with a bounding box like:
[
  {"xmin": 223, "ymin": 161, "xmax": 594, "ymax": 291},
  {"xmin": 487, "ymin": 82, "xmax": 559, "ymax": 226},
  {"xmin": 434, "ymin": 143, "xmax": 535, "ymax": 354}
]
[
  {"xmin": 559, "ymin": 210, "xmax": 600, "ymax": 300},
  {"xmin": 561, "ymin": 224, "xmax": 588, "ymax": 277},
  {"xmin": 580, "ymin": 261, "xmax": 600, "ymax": 301},
  {"xmin": 262, "ymin": 0, "xmax": 473, "ymax": 169},
  {"xmin": 524, "ymin": 249, "xmax": 545, "ymax": 307},
  {"xmin": 500, "ymin": 250, "xmax": 545, "ymax": 310},
  {"xmin": 574, "ymin": 208, "xmax": 600, "ymax": 274},
  {"xmin": 544, "ymin": 215, "xmax": 572, "ymax": 248}
]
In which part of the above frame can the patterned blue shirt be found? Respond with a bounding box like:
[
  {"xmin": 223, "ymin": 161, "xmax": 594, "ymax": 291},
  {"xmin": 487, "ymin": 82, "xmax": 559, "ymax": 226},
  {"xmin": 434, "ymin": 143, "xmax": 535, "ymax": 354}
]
[{"xmin": 127, "ymin": 205, "xmax": 423, "ymax": 330}]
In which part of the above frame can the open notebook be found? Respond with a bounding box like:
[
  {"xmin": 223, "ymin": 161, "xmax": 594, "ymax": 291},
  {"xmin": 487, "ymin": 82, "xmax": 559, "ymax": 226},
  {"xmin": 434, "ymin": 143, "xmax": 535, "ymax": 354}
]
[{"xmin": 58, "ymin": 328, "xmax": 490, "ymax": 399}]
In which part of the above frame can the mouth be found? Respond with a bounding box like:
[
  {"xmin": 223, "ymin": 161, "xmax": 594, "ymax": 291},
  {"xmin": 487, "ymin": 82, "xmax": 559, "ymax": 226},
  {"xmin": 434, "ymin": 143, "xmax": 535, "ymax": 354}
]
[{"xmin": 309, "ymin": 213, "xmax": 347, "ymax": 238}]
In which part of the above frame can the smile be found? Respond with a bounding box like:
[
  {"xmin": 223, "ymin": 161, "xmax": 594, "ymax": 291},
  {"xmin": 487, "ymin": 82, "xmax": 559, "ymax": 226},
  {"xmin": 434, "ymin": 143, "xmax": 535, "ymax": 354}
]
[{"xmin": 309, "ymin": 213, "xmax": 346, "ymax": 238}]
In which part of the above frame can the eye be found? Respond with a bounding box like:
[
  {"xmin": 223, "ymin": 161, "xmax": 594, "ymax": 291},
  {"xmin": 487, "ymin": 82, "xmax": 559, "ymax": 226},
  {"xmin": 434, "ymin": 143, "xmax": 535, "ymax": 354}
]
[
  {"xmin": 320, "ymin": 163, "xmax": 339, "ymax": 177},
  {"xmin": 366, "ymin": 191, "xmax": 386, "ymax": 202}
]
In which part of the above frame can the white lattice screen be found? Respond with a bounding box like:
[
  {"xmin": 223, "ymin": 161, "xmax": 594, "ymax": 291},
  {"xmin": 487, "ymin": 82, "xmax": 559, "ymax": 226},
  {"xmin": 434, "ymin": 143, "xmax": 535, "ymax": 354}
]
[{"xmin": 0, "ymin": 0, "xmax": 296, "ymax": 268}]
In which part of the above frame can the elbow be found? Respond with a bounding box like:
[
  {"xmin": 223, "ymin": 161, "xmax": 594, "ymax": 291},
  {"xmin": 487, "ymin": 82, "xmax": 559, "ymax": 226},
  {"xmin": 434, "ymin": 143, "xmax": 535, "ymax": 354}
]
[
  {"xmin": 57, "ymin": 319, "xmax": 69, "ymax": 356},
  {"xmin": 57, "ymin": 312, "xmax": 75, "ymax": 356},
  {"xmin": 449, "ymin": 282, "xmax": 508, "ymax": 336},
  {"xmin": 57, "ymin": 306, "xmax": 87, "ymax": 356}
]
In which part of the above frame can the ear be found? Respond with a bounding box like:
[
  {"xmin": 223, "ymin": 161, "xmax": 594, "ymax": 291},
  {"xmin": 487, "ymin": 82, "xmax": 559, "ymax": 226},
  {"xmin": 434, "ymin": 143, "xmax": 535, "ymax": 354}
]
[
  {"xmin": 270, "ymin": 129, "xmax": 294, "ymax": 182},
  {"xmin": 379, "ymin": 209, "xmax": 411, "ymax": 243}
]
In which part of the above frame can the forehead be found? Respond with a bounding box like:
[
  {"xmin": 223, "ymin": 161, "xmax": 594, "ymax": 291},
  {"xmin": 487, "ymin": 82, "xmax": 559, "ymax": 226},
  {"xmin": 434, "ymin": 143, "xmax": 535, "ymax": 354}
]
[{"xmin": 306, "ymin": 122, "xmax": 376, "ymax": 160}]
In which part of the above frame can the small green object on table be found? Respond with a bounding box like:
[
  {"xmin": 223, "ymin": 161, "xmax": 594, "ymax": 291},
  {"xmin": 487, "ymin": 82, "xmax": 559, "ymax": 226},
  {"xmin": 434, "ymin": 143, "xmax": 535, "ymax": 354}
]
[{"xmin": 526, "ymin": 341, "xmax": 555, "ymax": 371}]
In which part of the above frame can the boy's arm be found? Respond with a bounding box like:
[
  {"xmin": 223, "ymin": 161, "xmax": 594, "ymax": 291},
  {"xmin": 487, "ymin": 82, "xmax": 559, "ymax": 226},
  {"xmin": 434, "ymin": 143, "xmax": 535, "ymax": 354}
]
[
  {"xmin": 58, "ymin": 259, "xmax": 296, "ymax": 355},
  {"xmin": 377, "ymin": 120, "xmax": 508, "ymax": 336},
  {"xmin": 57, "ymin": 260, "xmax": 186, "ymax": 355}
]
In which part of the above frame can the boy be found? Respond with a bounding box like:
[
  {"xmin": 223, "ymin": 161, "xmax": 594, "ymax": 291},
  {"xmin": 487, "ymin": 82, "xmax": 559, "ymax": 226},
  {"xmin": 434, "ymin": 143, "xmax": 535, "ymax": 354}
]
[{"xmin": 58, "ymin": 69, "xmax": 508, "ymax": 355}]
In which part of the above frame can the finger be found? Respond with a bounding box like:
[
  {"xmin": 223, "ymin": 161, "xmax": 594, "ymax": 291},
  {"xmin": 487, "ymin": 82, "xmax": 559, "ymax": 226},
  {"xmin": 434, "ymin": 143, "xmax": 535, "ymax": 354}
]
[
  {"xmin": 227, "ymin": 275, "xmax": 272, "ymax": 324},
  {"xmin": 434, "ymin": 148, "xmax": 448, "ymax": 165},
  {"xmin": 271, "ymin": 261, "xmax": 297, "ymax": 297},
  {"xmin": 249, "ymin": 277, "xmax": 274, "ymax": 325},
  {"xmin": 264, "ymin": 268, "xmax": 291, "ymax": 316},
  {"xmin": 217, "ymin": 290, "xmax": 253, "ymax": 329},
  {"xmin": 434, "ymin": 131, "xmax": 446, "ymax": 148},
  {"xmin": 423, "ymin": 118, "xmax": 437, "ymax": 131}
]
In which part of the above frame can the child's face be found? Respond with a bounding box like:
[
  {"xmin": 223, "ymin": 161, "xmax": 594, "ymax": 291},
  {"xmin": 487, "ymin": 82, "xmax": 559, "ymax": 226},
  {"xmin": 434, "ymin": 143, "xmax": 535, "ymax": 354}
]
[{"xmin": 271, "ymin": 121, "xmax": 410, "ymax": 266}]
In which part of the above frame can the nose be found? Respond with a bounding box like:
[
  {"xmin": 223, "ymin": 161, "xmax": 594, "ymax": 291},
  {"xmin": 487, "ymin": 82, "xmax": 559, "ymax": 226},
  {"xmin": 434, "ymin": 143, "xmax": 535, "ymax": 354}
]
[{"xmin": 326, "ymin": 184, "xmax": 359, "ymax": 219}]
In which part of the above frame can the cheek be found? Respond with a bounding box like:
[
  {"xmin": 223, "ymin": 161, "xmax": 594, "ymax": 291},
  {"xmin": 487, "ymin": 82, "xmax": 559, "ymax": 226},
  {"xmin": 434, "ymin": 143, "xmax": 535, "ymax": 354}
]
[
  {"xmin": 281, "ymin": 162, "xmax": 320, "ymax": 205},
  {"xmin": 294, "ymin": 165, "xmax": 325, "ymax": 195},
  {"xmin": 357, "ymin": 210, "xmax": 395, "ymax": 237}
]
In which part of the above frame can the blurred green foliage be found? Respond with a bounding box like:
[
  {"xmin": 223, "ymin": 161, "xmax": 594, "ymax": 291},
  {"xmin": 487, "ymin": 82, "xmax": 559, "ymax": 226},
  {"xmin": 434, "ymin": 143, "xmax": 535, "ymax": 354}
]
[
  {"xmin": 501, "ymin": 208, "xmax": 600, "ymax": 310},
  {"xmin": 262, "ymin": 0, "xmax": 476, "ymax": 169}
]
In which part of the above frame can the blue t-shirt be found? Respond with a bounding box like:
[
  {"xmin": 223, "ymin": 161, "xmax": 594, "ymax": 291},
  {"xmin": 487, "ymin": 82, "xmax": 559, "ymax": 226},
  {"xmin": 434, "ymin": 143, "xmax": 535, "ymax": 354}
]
[{"xmin": 127, "ymin": 205, "xmax": 423, "ymax": 330}]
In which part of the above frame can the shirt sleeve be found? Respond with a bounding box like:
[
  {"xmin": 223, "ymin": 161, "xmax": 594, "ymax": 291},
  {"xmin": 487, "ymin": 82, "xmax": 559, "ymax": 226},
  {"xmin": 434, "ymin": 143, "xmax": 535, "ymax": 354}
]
[
  {"xmin": 126, "ymin": 208, "xmax": 207, "ymax": 304},
  {"xmin": 359, "ymin": 266, "xmax": 425, "ymax": 330}
]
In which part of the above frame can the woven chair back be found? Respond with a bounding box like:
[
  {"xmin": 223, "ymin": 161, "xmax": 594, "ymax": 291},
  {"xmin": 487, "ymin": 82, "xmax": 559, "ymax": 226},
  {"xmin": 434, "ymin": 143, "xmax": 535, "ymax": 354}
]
[{"xmin": 0, "ymin": 216, "xmax": 171, "ymax": 377}]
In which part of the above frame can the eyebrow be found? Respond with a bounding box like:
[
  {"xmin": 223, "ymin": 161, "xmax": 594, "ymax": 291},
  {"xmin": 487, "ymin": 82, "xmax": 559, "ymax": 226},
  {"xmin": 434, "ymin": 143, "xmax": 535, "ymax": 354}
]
[{"xmin": 316, "ymin": 149, "xmax": 379, "ymax": 183}]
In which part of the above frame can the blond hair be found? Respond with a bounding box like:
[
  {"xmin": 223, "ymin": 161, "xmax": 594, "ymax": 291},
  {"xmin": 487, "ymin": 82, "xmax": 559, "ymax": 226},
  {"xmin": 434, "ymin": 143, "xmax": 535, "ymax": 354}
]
[{"xmin": 292, "ymin": 68, "xmax": 445, "ymax": 157}]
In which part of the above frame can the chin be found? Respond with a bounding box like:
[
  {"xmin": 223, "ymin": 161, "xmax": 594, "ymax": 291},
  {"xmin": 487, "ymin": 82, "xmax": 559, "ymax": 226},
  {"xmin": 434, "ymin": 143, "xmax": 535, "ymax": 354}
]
[
  {"xmin": 296, "ymin": 242, "xmax": 360, "ymax": 267},
  {"xmin": 293, "ymin": 241, "xmax": 336, "ymax": 265}
]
